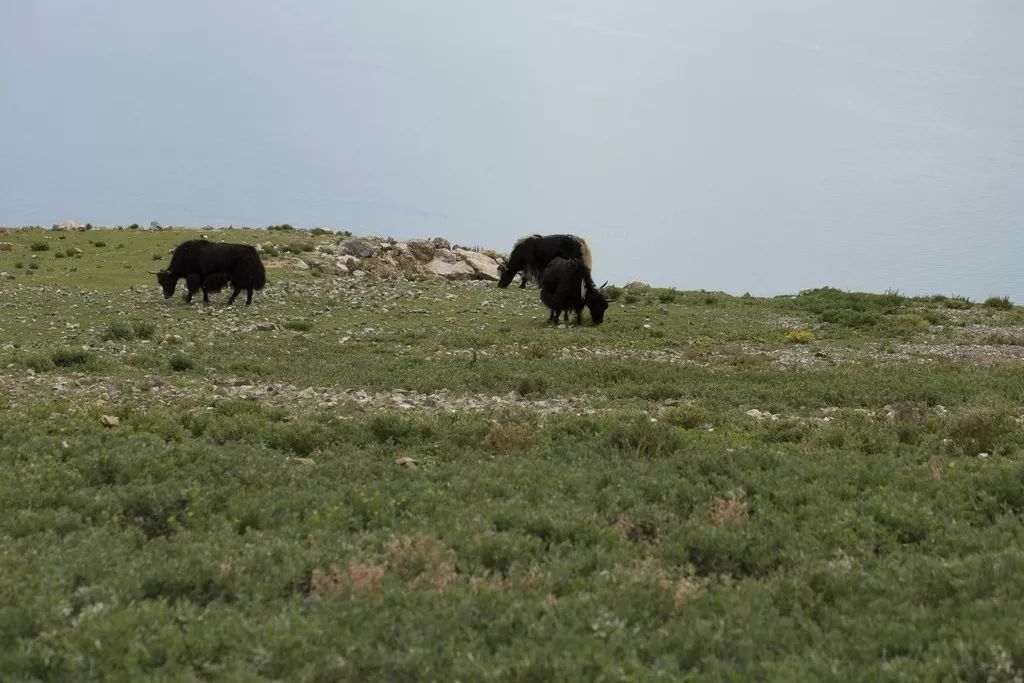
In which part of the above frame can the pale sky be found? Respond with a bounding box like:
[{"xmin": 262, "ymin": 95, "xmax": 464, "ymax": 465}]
[{"xmin": 2, "ymin": 1, "xmax": 1023, "ymax": 299}]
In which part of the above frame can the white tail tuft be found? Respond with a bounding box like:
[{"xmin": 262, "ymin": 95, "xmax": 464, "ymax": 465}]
[{"xmin": 576, "ymin": 237, "xmax": 593, "ymax": 269}]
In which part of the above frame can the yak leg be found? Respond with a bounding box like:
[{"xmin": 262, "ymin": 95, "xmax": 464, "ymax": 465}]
[
  {"xmin": 227, "ymin": 286, "xmax": 242, "ymax": 305},
  {"xmin": 575, "ymin": 308, "xmax": 583, "ymax": 325},
  {"xmin": 185, "ymin": 274, "xmax": 201, "ymax": 303},
  {"xmin": 245, "ymin": 288, "xmax": 253, "ymax": 306}
]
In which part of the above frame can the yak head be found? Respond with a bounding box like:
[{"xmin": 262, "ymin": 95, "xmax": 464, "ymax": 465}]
[
  {"xmin": 154, "ymin": 270, "xmax": 177, "ymax": 298},
  {"xmin": 584, "ymin": 281, "xmax": 609, "ymax": 324},
  {"xmin": 497, "ymin": 262, "xmax": 515, "ymax": 289}
]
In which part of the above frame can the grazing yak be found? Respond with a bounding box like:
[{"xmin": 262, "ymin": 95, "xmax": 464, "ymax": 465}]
[
  {"xmin": 540, "ymin": 257, "xmax": 609, "ymax": 325},
  {"xmin": 498, "ymin": 234, "xmax": 592, "ymax": 289},
  {"xmin": 154, "ymin": 240, "xmax": 266, "ymax": 305}
]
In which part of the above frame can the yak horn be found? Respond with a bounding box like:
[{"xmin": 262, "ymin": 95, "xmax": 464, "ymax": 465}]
[
  {"xmin": 599, "ymin": 281, "xmax": 608, "ymax": 289},
  {"xmin": 147, "ymin": 270, "xmax": 162, "ymax": 275}
]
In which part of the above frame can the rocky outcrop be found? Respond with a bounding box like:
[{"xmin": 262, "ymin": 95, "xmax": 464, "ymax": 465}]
[
  {"xmin": 340, "ymin": 238, "xmax": 375, "ymax": 259},
  {"xmin": 425, "ymin": 258, "xmax": 477, "ymax": 279},
  {"xmin": 281, "ymin": 235, "xmax": 508, "ymax": 282},
  {"xmin": 455, "ymin": 249, "xmax": 501, "ymax": 281}
]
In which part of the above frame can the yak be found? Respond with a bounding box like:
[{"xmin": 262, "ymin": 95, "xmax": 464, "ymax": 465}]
[
  {"xmin": 540, "ymin": 257, "xmax": 609, "ymax": 325},
  {"xmin": 498, "ymin": 234, "xmax": 592, "ymax": 289},
  {"xmin": 154, "ymin": 240, "xmax": 266, "ymax": 305}
]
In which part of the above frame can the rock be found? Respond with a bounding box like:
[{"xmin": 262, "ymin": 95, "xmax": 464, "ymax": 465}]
[
  {"xmin": 745, "ymin": 408, "xmax": 779, "ymax": 422},
  {"xmin": 0, "ymin": 243, "xmax": 12, "ymax": 251},
  {"xmin": 406, "ymin": 239, "xmax": 436, "ymax": 262},
  {"xmin": 340, "ymin": 238, "xmax": 375, "ymax": 259},
  {"xmin": 433, "ymin": 248, "xmax": 458, "ymax": 264},
  {"xmin": 100, "ymin": 415, "xmax": 120, "ymax": 427},
  {"xmin": 255, "ymin": 322, "xmax": 277, "ymax": 331},
  {"xmin": 289, "ymin": 457, "xmax": 316, "ymax": 466},
  {"xmin": 53, "ymin": 219, "xmax": 83, "ymax": 231},
  {"xmin": 455, "ymin": 249, "xmax": 501, "ymax": 281},
  {"xmin": 432, "ymin": 237, "xmax": 451, "ymax": 249},
  {"xmin": 425, "ymin": 259, "xmax": 476, "ymax": 280},
  {"xmin": 394, "ymin": 456, "xmax": 418, "ymax": 469},
  {"xmin": 624, "ymin": 281, "xmax": 651, "ymax": 290}
]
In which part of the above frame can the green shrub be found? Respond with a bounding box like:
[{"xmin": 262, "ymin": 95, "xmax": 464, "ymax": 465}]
[
  {"xmin": 517, "ymin": 376, "xmax": 547, "ymax": 396},
  {"xmin": 24, "ymin": 353, "xmax": 55, "ymax": 372},
  {"xmin": 29, "ymin": 241, "xmax": 49, "ymax": 252},
  {"xmin": 944, "ymin": 406, "xmax": 1016, "ymax": 455},
  {"xmin": 168, "ymin": 354, "xmax": 194, "ymax": 372},
  {"xmin": 132, "ymin": 320, "xmax": 156, "ymax": 340},
  {"xmin": 14, "ymin": 262, "xmax": 23, "ymax": 269},
  {"xmin": 27, "ymin": 262, "xmax": 39, "ymax": 270},
  {"xmin": 603, "ymin": 285, "xmax": 623, "ymax": 302},
  {"xmin": 661, "ymin": 404, "xmax": 710, "ymax": 429},
  {"xmin": 891, "ymin": 314, "xmax": 930, "ymax": 335},
  {"xmin": 785, "ymin": 330, "xmax": 814, "ymax": 344},
  {"xmin": 944, "ymin": 297, "xmax": 972, "ymax": 310},
  {"xmin": 607, "ymin": 416, "xmax": 682, "ymax": 457},
  {"xmin": 657, "ymin": 290, "xmax": 677, "ymax": 303},
  {"xmin": 51, "ymin": 348, "xmax": 91, "ymax": 367},
  {"xmin": 984, "ymin": 296, "xmax": 1013, "ymax": 311},
  {"xmin": 101, "ymin": 321, "xmax": 135, "ymax": 341},
  {"xmin": 267, "ymin": 224, "xmax": 295, "ymax": 232},
  {"xmin": 93, "ymin": 241, "xmax": 107, "ymax": 248},
  {"xmin": 310, "ymin": 228, "xmax": 333, "ymax": 236},
  {"xmin": 284, "ymin": 319, "xmax": 313, "ymax": 332}
]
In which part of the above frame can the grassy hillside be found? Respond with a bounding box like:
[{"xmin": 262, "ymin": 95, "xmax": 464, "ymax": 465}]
[{"xmin": 3, "ymin": 228, "xmax": 1024, "ymax": 680}]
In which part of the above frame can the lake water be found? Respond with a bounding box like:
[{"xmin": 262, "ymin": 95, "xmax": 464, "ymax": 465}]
[{"xmin": 2, "ymin": 1, "xmax": 1023, "ymax": 302}]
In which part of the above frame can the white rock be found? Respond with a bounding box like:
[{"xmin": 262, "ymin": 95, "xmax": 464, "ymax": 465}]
[
  {"xmin": 455, "ymin": 249, "xmax": 501, "ymax": 281},
  {"xmin": 425, "ymin": 259, "xmax": 476, "ymax": 280}
]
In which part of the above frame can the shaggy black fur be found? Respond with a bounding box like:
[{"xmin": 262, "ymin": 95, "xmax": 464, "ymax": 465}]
[
  {"xmin": 156, "ymin": 240, "xmax": 266, "ymax": 305},
  {"xmin": 498, "ymin": 234, "xmax": 592, "ymax": 289},
  {"xmin": 539, "ymin": 257, "xmax": 608, "ymax": 325}
]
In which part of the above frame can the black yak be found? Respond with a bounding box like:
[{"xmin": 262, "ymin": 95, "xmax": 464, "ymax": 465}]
[
  {"xmin": 540, "ymin": 257, "xmax": 609, "ymax": 325},
  {"xmin": 154, "ymin": 240, "xmax": 266, "ymax": 305},
  {"xmin": 498, "ymin": 234, "xmax": 592, "ymax": 289}
]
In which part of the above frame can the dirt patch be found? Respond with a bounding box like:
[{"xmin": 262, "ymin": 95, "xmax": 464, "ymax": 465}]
[{"xmin": 706, "ymin": 498, "xmax": 749, "ymax": 527}]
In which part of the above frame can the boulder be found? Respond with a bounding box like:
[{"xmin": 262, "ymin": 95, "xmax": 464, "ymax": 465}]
[
  {"xmin": 406, "ymin": 239, "xmax": 436, "ymax": 262},
  {"xmin": 455, "ymin": 249, "xmax": 501, "ymax": 281},
  {"xmin": 53, "ymin": 219, "xmax": 83, "ymax": 231},
  {"xmin": 338, "ymin": 254, "xmax": 361, "ymax": 269},
  {"xmin": 434, "ymin": 248, "xmax": 458, "ymax": 264},
  {"xmin": 340, "ymin": 238, "xmax": 375, "ymax": 259},
  {"xmin": 426, "ymin": 258, "xmax": 476, "ymax": 280},
  {"xmin": 624, "ymin": 281, "xmax": 651, "ymax": 290},
  {"xmin": 432, "ymin": 237, "xmax": 451, "ymax": 250}
]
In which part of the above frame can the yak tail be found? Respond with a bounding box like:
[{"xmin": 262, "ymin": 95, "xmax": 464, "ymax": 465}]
[{"xmin": 576, "ymin": 236, "xmax": 592, "ymax": 270}]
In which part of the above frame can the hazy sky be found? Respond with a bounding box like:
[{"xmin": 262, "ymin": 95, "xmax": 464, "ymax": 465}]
[{"xmin": 2, "ymin": 1, "xmax": 1023, "ymax": 299}]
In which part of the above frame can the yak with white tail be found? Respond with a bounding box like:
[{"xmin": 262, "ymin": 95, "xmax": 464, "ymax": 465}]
[{"xmin": 497, "ymin": 234, "xmax": 592, "ymax": 289}]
